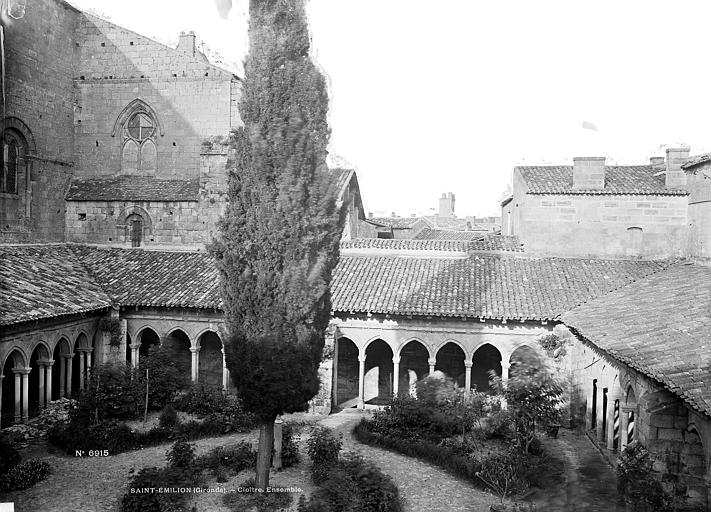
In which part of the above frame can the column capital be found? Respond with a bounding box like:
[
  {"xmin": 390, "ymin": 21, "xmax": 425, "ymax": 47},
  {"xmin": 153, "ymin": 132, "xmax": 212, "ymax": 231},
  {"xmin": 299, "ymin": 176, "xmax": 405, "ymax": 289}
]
[
  {"xmin": 358, "ymin": 355, "xmax": 366, "ymax": 363},
  {"xmin": 392, "ymin": 356, "xmax": 401, "ymax": 364},
  {"xmin": 427, "ymin": 358, "xmax": 436, "ymax": 366},
  {"xmin": 129, "ymin": 343, "xmax": 141, "ymax": 349},
  {"xmin": 190, "ymin": 347, "xmax": 201, "ymax": 353},
  {"xmin": 76, "ymin": 347, "xmax": 94, "ymax": 353},
  {"xmin": 13, "ymin": 367, "xmax": 31, "ymax": 375},
  {"xmin": 500, "ymin": 362, "xmax": 511, "ymax": 370},
  {"xmin": 62, "ymin": 353, "xmax": 74, "ymax": 359},
  {"xmin": 464, "ymin": 360, "xmax": 473, "ymax": 368},
  {"xmin": 37, "ymin": 359, "xmax": 54, "ymax": 367}
]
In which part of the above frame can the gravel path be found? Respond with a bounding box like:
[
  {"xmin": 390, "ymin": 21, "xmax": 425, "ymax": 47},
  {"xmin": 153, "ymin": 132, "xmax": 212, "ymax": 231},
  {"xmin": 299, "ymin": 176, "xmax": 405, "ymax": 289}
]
[{"xmin": 320, "ymin": 408, "xmax": 498, "ymax": 512}]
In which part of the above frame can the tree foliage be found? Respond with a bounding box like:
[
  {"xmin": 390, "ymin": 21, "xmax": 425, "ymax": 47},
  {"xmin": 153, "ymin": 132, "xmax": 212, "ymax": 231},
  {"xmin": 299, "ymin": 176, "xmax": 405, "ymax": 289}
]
[
  {"xmin": 211, "ymin": 0, "xmax": 340, "ymax": 421},
  {"xmin": 490, "ymin": 361, "xmax": 563, "ymax": 453}
]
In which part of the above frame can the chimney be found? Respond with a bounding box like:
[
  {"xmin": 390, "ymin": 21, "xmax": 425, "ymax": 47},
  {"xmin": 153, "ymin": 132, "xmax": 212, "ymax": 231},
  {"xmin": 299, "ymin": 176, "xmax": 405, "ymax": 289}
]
[
  {"xmin": 177, "ymin": 31, "xmax": 197, "ymax": 57},
  {"xmin": 572, "ymin": 157, "xmax": 606, "ymax": 190},
  {"xmin": 649, "ymin": 156, "xmax": 665, "ymax": 168},
  {"xmin": 665, "ymin": 147, "xmax": 690, "ymax": 189},
  {"xmin": 368, "ymin": 212, "xmax": 373, "ymax": 219},
  {"xmin": 438, "ymin": 192, "xmax": 455, "ymax": 218}
]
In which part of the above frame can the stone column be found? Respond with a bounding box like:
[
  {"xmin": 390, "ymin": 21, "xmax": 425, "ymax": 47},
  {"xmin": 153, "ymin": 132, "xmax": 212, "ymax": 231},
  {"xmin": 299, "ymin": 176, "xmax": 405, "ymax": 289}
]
[
  {"xmin": 79, "ymin": 350, "xmax": 86, "ymax": 391},
  {"xmin": 392, "ymin": 357, "xmax": 400, "ymax": 396},
  {"xmin": 606, "ymin": 396, "xmax": 619, "ymax": 451},
  {"xmin": 59, "ymin": 356, "xmax": 66, "ymax": 398},
  {"xmin": 130, "ymin": 343, "xmax": 140, "ymax": 368},
  {"xmin": 500, "ymin": 362, "xmax": 511, "ymax": 410},
  {"xmin": 13, "ymin": 370, "xmax": 21, "ymax": 423},
  {"xmin": 65, "ymin": 354, "xmax": 74, "ymax": 398},
  {"xmin": 0, "ymin": 374, "xmax": 3, "ymax": 427},
  {"xmin": 332, "ymin": 336, "xmax": 339, "ymax": 405},
  {"xmin": 619, "ymin": 408, "xmax": 630, "ymax": 451},
  {"xmin": 190, "ymin": 347, "xmax": 200, "ymax": 383},
  {"xmin": 357, "ymin": 354, "xmax": 366, "ymax": 410},
  {"xmin": 20, "ymin": 368, "xmax": 30, "ymax": 421},
  {"xmin": 464, "ymin": 360, "xmax": 472, "ymax": 391},
  {"xmin": 221, "ymin": 348, "xmax": 229, "ymax": 391},
  {"xmin": 86, "ymin": 350, "xmax": 93, "ymax": 381},
  {"xmin": 428, "ymin": 358, "xmax": 436, "ymax": 375},
  {"xmin": 45, "ymin": 361, "xmax": 54, "ymax": 406},
  {"xmin": 37, "ymin": 362, "xmax": 46, "ymax": 410},
  {"xmin": 596, "ymin": 386, "xmax": 606, "ymax": 443}
]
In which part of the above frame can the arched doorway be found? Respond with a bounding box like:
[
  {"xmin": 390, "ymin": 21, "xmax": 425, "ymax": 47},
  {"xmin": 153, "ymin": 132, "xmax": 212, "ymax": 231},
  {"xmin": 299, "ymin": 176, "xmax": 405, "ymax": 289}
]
[
  {"xmin": 127, "ymin": 213, "xmax": 144, "ymax": 247},
  {"xmin": 398, "ymin": 340, "xmax": 429, "ymax": 396},
  {"xmin": 28, "ymin": 343, "xmax": 50, "ymax": 417},
  {"xmin": 471, "ymin": 343, "xmax": 502, "ymax": 392},
  {"xmin": 335, "ymin": 337, "xmax": 359, "ymax": 407},
  {"xmin": 163, "ymin": 329, "xmax": 191, "ymax": 386},
  {"xmin": 2, "ymin": 350, "xmax": 27, "ymax": 426},
  {"xmin": 680, "ymin": 428, "xmax": 708, "ymax": 508},
  {"xmin": 624, "ymin": 386, "xmax": 637, "ymax": 445},
  {"xmin": 509, "ymin": 345, "xmax": 541, "ymax": 376},
  {"xmin": 138, "ymin": 328, "xmax": 160, "ymax": 361},
  {"xmin": 197, "ymin": 331, "xmax": 223, "ymax": 388},
  {"xmin": 364, "ymin": 339, "xmax": 393, "ymax": 405},
  {"xmin": 52, "ymin": 338, "xmax": 71, "ymax": 400},
  {"xmin": 435, "ymin": 342, "xmax": 466, "ymax": 387}
]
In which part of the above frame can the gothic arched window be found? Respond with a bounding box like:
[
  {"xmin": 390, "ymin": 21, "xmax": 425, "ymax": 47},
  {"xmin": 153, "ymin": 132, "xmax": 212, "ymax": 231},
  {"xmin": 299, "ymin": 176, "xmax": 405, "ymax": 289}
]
[
  {"xmin": 122, "ymin": 112, "xmax": 157, "ymax": 173},
  {"xmin": 1, "ymin": 130, "xmax": 25, "ymax": 194}
]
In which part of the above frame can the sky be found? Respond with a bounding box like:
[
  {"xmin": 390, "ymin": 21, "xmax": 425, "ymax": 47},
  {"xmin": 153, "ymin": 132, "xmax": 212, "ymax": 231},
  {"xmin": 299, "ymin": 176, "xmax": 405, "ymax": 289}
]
[{"xmin": 67, "ymin": 0, "xmax": 711, "ymax": 217}]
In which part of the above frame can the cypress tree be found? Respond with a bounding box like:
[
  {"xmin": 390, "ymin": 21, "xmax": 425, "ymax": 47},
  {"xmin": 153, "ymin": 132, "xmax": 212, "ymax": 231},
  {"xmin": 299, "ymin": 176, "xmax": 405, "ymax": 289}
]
[{"xmin": 209, "ymin": 0, "xmax": 342, "ymax": 490}]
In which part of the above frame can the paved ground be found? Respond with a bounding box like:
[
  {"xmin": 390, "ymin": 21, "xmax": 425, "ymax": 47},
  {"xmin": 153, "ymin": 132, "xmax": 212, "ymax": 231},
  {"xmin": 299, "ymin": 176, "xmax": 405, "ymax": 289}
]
[
  {"xmin": 529, "ymin": 428, "xmax": 627, "ymax": 511},
  {"xmin": 320, "ymin": 408, "xmax": 499, "ymax": 512}
]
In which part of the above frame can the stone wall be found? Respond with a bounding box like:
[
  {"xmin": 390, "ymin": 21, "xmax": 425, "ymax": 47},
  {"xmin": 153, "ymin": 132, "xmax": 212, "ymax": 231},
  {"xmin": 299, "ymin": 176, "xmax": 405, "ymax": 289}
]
[
  {"xmin": 73, "ymin": 14, "xmax": 238, "ymax": 180},
  {"xmin": 513, "ymin": 167, "xmax": 688, "ymax": 258},
  {"xmin": 686, "ymin": 162, "xmax": 711, "ymax": 260},
  {"xmin": 1, "ymin": 0, "xmax": 79, "ymax": 241},
  {"xmin": 65, "ymin": 152, "xmax": 227, "ymax": 247}
]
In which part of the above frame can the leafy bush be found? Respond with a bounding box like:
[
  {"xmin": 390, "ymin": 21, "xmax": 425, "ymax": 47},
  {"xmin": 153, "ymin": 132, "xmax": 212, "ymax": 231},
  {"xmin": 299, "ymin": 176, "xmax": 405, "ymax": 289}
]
[
  {"xmin": 158, "ymin": 404, "xmax": 179, "ymax": 429},
  {"xmin": 306, "ymin": 426, "xmax": 343, "ymax": 484},
  {"xmin": 0, "ymin": 459, "xmax": 51, "ymax": 492},
  {"xmin": 73, "ymin": 362, "xmax": 136, "ymax": 423},
  {"xmin": 280, "ymin": 422, "xmax": 300, "ymax": 468},
  {"xmin": 196, "ymin": 441, "xmax": 256, "ymax": 478},
  {"xmin": 174, "ymin": 383, "xmax": 231, "ymax": 417},
  {"xmin": 616, "ymin": 442, "xmax": 671, "ymax": 512},
  {"xmin": 223, "ymin": 477, "xmax": 293, "ymax": 512},
  {"xmin": 298, "ymin": 452, "xmax": 402, "ymax": 512},
  {"xmin": 131, "ymin": 345, "xmax": 190, "ymax": 412},
  {"xmin": 475, "ymin": 449, "xmax": 529, "ymax": 501},
  {"xmin": 121, "ymin": 465, "xmax": 204, "ymax": 512},
  {"xmin": 0, "ymin": 435, "xmax": 21, "ymax": 476},
  {"xmin": 167, "ymin": 439, "xmax": 195, "ymax": 469}
]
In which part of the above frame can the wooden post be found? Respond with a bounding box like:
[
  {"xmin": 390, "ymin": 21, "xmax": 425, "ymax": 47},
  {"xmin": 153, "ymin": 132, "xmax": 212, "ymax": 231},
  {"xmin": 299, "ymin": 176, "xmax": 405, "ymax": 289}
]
[{"xmin": 273, "ymin": 418, "xmax": 283, "ymax": 470}]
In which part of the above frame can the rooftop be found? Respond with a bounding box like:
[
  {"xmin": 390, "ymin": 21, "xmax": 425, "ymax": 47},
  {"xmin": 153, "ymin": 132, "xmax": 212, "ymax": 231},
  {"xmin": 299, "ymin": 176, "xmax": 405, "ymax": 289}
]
[
  {"xmin": 517, "ymin": 165, "xmax": 688, "ymax": 195},
  {"xmin": 562, "ymin": 262, "xmax": 711, "ymax": 417},
  {"xmin": 65, "ymin": 176, "xmax": 200, "ymax": 202}
]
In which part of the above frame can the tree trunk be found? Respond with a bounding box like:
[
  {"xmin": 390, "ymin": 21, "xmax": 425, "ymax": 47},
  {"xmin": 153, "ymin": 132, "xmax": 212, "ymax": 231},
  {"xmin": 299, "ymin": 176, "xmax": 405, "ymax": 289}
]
[{"xmin": 255, "ymin": 418, "xmax": 276, "ymax": 490}]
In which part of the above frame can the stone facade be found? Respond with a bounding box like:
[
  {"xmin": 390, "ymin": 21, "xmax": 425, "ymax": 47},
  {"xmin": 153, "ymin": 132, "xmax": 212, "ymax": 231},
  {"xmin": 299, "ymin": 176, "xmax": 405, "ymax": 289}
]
[
  {"xmin": 510, "ymin": 167, "xmax": 689, "ymax": 259},
  {"xmin": 685, "ymin": 160, "xmax": 711, "ymax": 260}
]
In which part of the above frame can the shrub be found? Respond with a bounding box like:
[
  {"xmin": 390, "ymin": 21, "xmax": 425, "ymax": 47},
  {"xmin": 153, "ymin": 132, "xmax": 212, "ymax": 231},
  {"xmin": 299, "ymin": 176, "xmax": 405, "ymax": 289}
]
[
  {"xmin": 0, "ymin": 435, "xmax": 21, "ymax": 476},
  {"xmin": 121, "ymin": 465, "xmax": 204, "ymax": 512},
  {"xmin": 223, "ymin": 477, "xmax": 293, "ymax": 512},
  {"xmin": 306, "ymin": 426, "xmax": 343, "ymax": 484},
  {"xmin": 159, "ymin": 404, "xmax": 179, "ymax": 429},
  {"xmin": 166, "ymin": 439, "xmax": 195, "ymax": 469},
  {"xmin": 280, "ymin": 422, "xmax": 300, "ymax": 468},
  {"xmin": 196, "ymin": 441, "xmax": 256, "ymax": 477},
  {"xmin": 73, "ymin": 362, "xmax": 136, "ymax": 423},
  {"xmin": 298, "ymin": 452, "xmax": 402, "ymax": 512},
  {"xmin": 174, "ymin": 383, "xmax": 231, "ymax": 417},
  {"xmin": 131, "ymin": 345, "xmax": 190, "ymax": 412},
  {"xmin": 0, "ymin": 459, "xmax": 51, "ymax": 492},
  {"xmin": 616, "ymin": 442, "xmax": 671, "ymax": 512},
  {"xmin": 475, "ymin": 449, "xmax": 529, "ymax": 501}
]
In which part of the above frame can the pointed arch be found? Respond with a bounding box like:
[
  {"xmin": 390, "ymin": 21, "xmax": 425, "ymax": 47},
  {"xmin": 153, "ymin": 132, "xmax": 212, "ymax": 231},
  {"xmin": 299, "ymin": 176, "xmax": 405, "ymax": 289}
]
[{"xmin": 112, "ymin": 99, "xmax": 164, "ymax": 138}]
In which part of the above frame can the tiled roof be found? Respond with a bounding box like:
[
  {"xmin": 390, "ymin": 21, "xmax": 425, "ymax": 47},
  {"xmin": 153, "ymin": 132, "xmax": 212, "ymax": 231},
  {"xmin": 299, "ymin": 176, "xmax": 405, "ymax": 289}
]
[
  {"xmin": 422, "ymin": 216, "xmax": 470, "ymax": 230},
  {"xmin": 0, "ymin": 245, "xmax": 113, "ymax": 326},
  {"xmin": 369, "ymin": 217, "xmax": 424, "ymax": 229},
  {"xmin": 562, "ymin": 263, "xmax": 711, "ymax": 417},
  {"xmin": 330, "ymin": 168, "xmax": 354, "ymax": 203},
  {"xmin": 681, "ymin": 153, "xmax": 711, "ymax": 170},
  {"xmin": 517, "ymin": 165, "xmax": 688, "ymax": 195},
  {"xmin": 331, "ymin": 254, "xmax": 666, "ymax": 321},
  {"xmin": 341, "ymin": 238, "xmax": 469, "ymax": 254},
  {"xmin": 74, "ymin": 247, "xmax": 222, "ymax": 310},
  {"xmin": 65, "ymin": 176, "xmax": 200, "ymax": 201},
  {"xmin": 469, "ymin": 235, "xmax": 524, "ymax": 252}
]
